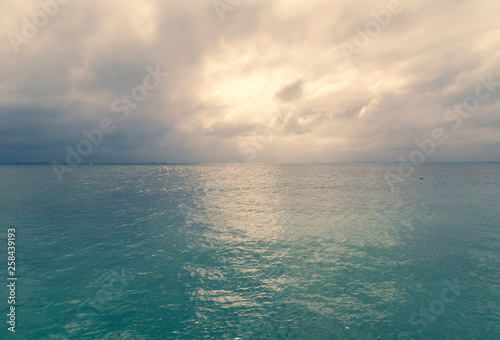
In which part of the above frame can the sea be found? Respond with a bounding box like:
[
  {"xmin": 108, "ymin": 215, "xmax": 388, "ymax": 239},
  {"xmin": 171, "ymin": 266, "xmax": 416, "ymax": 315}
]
[{"xmin": 0, "ymin": 163, "xmax": 499, "ymax": 339}]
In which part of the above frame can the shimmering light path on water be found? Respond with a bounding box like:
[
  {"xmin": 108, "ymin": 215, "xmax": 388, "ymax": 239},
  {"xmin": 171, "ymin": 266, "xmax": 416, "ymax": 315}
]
[{"xmin": 0, "ymin": 164, "xmax": 498, "ymax": 339}]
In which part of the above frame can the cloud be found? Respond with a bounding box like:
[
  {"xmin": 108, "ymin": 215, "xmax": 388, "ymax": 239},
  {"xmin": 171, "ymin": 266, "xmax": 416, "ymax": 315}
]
[
  {"xmin": 1, "ymin": 0, "xmax": 500, "ymax": 163},
  {"xmin": 275, "ymin": 79, "xmax": 303, "ymax": 102}
]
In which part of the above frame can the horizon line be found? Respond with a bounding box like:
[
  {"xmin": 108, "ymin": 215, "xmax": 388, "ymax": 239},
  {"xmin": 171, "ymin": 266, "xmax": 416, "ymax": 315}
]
[{"xmin": 1, "ymin": 161, "xmax": 500, "ymax": 166}]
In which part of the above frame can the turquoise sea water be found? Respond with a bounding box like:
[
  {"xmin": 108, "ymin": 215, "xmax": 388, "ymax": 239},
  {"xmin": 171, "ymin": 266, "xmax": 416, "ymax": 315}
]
[{"xmin": 0, "ymin": 164, "xmax": 499, "ymax": 339}]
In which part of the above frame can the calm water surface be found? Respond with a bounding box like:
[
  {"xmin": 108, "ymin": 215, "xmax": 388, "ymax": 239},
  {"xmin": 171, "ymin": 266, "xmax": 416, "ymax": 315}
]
[{"xmin": 0, "ymin": 164, "xmax": 498, "ymax": 339}]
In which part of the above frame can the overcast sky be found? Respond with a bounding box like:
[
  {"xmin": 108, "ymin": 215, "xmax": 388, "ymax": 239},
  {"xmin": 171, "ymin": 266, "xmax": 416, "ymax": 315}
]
[{"xmin": 1, "ymin": 0, "xmax": 500, "ymax": 163}]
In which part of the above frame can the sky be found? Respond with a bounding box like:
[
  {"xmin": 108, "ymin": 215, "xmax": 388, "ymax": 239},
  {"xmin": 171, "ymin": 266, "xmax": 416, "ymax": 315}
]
[{"xmin": 1, "ymin": 0, "xmax": 500, "ymax": 164}]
